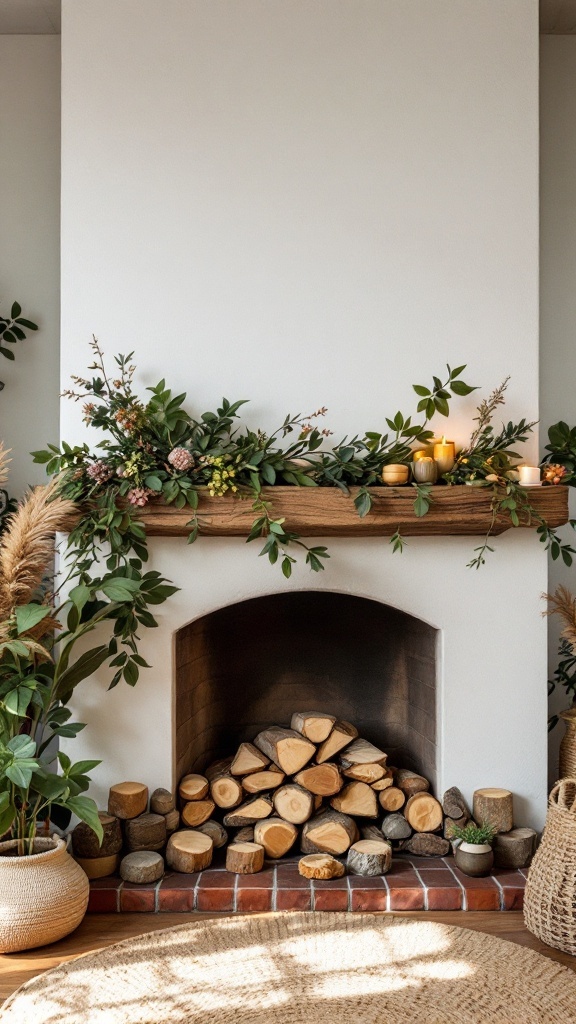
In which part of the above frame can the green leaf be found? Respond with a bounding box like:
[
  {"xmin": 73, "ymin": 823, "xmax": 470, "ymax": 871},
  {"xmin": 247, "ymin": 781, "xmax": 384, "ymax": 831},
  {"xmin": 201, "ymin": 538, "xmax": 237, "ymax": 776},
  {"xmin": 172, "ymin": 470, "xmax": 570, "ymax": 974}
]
[
  {"xmin": 54, "ymin": 645, "xmax": 110, "ymax": 699},
  {"xmin": 450, "ymin": 380, "xmax": 478, "ymax": 397},
  {"xmin": 413, "ymin": 385, "xmax": 431, "ymax": 397},
  {"xmin": 281, "ymin": 557, "xmax": 293, "ymax": 579},
  {"xmin": 354, "ymin": 490, "xmax": 372, "ymax": 519},
  {"xmin": 7, "ymin": 734, "xmax": 36, "ymax": 758},
  {"xmin": 10, "ymin": 302, "xmax": 22, "ymax": 319},
  {"xmin": 15, "ymin": 603, "xmax": 51, "ymax": 636},
  {"xmin": 66, "ymin": 796, "xmax": 104, "ymax": 846},
  {"xmin": 0, "ymin": 796, "xmax": 15, "ymax": 836},
  {"xmin": 68, "ymin": 584, "xmax": 92, "ymax": 614},
  {"xmin": 144, "ymin": 475, "xmax": 163, "ymax": 492},
  {"xmin": 100, "ymin": 578, "xmax": 140, "ymax": 602},
  {"xmin": 5, "ymin": 762, "xmax": 35, "ymax": 789}
]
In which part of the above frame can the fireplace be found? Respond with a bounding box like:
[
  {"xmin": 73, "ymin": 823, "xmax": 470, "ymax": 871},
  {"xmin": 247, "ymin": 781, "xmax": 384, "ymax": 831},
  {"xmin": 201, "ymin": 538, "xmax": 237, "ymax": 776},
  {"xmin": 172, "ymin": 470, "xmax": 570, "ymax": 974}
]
[{"xmin": 174, "ymin": 591, "xmax": 437, "ymax": 787}]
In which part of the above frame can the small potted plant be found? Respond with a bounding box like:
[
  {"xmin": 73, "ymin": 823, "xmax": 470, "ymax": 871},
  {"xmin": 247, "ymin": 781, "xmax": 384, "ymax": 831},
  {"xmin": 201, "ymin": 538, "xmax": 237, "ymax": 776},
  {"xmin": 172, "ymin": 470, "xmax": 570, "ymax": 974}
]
[{"xmin": 451, "ymin": 821, "xmax": 497, "ymax": 877}]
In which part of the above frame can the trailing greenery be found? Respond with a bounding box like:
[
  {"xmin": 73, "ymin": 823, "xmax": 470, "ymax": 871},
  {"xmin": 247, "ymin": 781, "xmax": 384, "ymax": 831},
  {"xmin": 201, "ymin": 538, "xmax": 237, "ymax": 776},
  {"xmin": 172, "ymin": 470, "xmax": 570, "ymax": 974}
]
[{"xmin": 450, "ymin": 821, "xmax": 497, "ymax": 846}]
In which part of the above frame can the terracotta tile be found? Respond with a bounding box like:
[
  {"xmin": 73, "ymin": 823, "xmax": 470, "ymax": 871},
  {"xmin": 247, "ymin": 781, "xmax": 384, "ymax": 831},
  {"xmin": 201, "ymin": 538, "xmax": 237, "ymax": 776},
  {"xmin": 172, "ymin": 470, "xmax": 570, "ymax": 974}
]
[
  {"xmin": 89, "ymin": 875, "xmax": 121, "ymax": 889},
  {"xmin": 120, "ymin": 886, "xmax": 156, "ymax": 912},
  {"xmin": 465, "ymin": 888, "xmax": 501, "ymax": 911},
  {"xmin": 198, "ymin": 870, "xmax": 236, "ymax": 889},
  {"xmin": 236, "ymin": 888, "xmax": 272, "ymax": 912},
  {"xmin": 351, "ymin": 888, "xmax": 388, "ymax": 911},
  {"xmin": 492, "ymin": 869, "xmax": 526, "ymax": 887},
  {"xmin": 276, "ymin": 865, "xmax": 309, "ymax": 889},
  {"xmin": 313, "ymin": 875, "xmax": 349, "ymax": 889},
  {"xmin": 388, "ymin": 887, "xmax": 425, "ymax": 911},
  {"xmin": 87, "ymin": 888, "xmax": 118, "ymax": 912},
  {"xmin": 426, "ymin": 886, "xmax": 462, "ymax": 910},
  {"xmin": 385, "ymin": 869, "xmax": 421, "ymax": 888},
  {"xmin": 196, "ymin": 887, "xmax": 234, "ymax": 912},
  {"xmin": 237, "ymin": 869, "xmax": 275, "ymax": 889},
  {"xmin": 501, "ymin": 888, "xmax": 524, "ymax": 911},
  {"xmin": 314, "ymin": 888, "xmax": 349, "ymax": 911},
  {"xmin": 276, "ymin": 888, "xmax": 312, "ymax": 910},
  {"xmin": 451, "ymin": 867, "xmax": 499, "ymax": 890},
  {"xmin": 417, "ymin": 870, "xmax": 457, "ymax": 887},
  {"xmin": 399, "ymin": 856, "xmax": 449, "ymax": 870},
  {"xmin": 158, "ymin": 886, "xmax": 196, "ymax": 912},
  {"xmin": 347, "ymin": 875, "xmax": 386, "ymax": 888},
  {"xmin": 161, "ymin": 871, "xmax": 199, "ymax": 889}
]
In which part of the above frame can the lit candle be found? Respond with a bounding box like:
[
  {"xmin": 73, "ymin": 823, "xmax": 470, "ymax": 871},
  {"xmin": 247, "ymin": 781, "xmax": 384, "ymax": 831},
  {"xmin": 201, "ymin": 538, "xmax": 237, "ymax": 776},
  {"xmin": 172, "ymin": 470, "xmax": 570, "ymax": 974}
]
[
  {"xmin": 413, "ymin": 439, "xmax": 440, "ymax": 461},
  {"xmin": 518, "ymin": 465, "xmax": 542, "ymax": 487},
  {"xmin": 433, "ymin": 436, "xmax": 456, "ymax": 477},
  {"xmin": 412, "ymin": 457, "xmax": 438, "ymax": 484}
]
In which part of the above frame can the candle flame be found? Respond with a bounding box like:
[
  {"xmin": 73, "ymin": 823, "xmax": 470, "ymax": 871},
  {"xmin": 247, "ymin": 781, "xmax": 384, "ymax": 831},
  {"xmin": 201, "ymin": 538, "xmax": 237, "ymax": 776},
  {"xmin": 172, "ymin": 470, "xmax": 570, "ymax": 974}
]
[{"xmin": 441, "ymin": 436, "xmax": 447, "ymax": 445}]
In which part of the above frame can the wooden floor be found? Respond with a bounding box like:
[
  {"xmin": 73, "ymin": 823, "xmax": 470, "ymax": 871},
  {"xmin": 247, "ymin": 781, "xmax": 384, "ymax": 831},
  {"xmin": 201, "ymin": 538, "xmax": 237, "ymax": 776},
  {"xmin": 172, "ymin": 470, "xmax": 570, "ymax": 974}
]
[{"xmin": 1, "ymin": 911, "xmax": 574, "ymax": 1004}]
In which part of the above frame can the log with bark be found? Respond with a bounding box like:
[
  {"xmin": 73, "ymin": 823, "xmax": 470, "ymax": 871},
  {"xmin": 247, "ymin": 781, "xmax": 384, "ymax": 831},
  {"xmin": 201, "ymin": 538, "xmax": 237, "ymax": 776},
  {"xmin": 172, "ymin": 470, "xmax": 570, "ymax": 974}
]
[
  {"xmin": 226, "ymin": 841, "xmax": 265, "ymax": 874},
  {"xmin": 493, "ymin": 827, "xmax": 537, "ymax": 869},
  {"xmin": 381, "ymin": 813, "xmax": 412, "ymax": 841},
  {"xmin": 402, "ymin": 833, "xmax": 450, "ymax": 857},
  {"xmin": 206, "ymin": 762, "xmax": 243, "ymax": 810},
  {"xmin": 181, "ymin": 799, "xmax": 216, "ymax": 828},
  {"xmin": 108, "ymin": 782, "xmax": 148, "ymax": 820},
  {"xmin": 150, "ymin": 788, "xmax": 175, "ymax": 815},
  {"xmin": 339, "ymin": 738, "xmax": 387, "ymax": 767},
  {"xmin": 166, "ymin": 830, "xmax": 213, "ymax": 872},
  {"xmin": 472, "ymin": 788, "xmax": 514, "ymax": 833},
  {"xmin": 124, "ymin": 812, "xmax": 167, "ymax": 852},
  {"xmin": 254, "ymin": 727, "xmax": 316, "ymax": 775},
  {"xmin": 291, "ymin": 711, "xmax": 336, "ymax": 743},
  {"xmin": 343, "ymin": 762, "xmax": 385, "ymax": 784},
  {"xmin": 301, "ymin": 808, "xmax": 358, "ymax": 855},
  {"xmin": 378, "ymin": 786, "xmax": 406, "ymax": 812},
  {"xmin": 395, "ymin": 769, "xmax": 430, "ymax": 797},
  {"xmin": 442, "ymin": 786, "xmax": 471, "ymax": 820},
  {"xmin": 178, "ymin": 774, "xmax": 209, "ymax": 801},
  {"xmin": 347, "ymin": 839, "xmax": 392, "ymax": 876},
  {"xmin": 72, "ymin": 813, "xmax": 122, "ymax": 859},
  {"xmin": 164, "ymin": 808, "xmax": 181, "ymax": 833},
  {"xmin": 196, "ymin": 819, "xmax": 228, "ymax": 849},
  {"xmin": 75, "ymin": 854, "xmax": 120, "ymax": 879},
  {"xmin": 120, "ymin": 850, "xmax": 164, "ymax": 884},
  {"xmin": 223, "ymin": 795, "xmax": 273, "ymax": 827},
  {"xmin": 316, "ymin": 721, "xmax": 358, "ymax": 763},
  {"xmin": 254, "ymin": 817, "xmax": 298, "ymax": 858}
]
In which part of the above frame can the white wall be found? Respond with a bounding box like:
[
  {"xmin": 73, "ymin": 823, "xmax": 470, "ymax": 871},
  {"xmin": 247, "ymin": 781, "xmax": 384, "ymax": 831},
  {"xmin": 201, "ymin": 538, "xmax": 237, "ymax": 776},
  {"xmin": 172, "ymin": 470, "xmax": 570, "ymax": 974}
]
[
  {"xmin": 540, "ymin": 36, "xmax": 576, "ymax": 780},
  {"xmin": 61, "ymin": 1, "xmax": 548, "ymax": 825},
  {"xmin": 0, "ymin": 36, "xmax": 60, "ymax": 497}
]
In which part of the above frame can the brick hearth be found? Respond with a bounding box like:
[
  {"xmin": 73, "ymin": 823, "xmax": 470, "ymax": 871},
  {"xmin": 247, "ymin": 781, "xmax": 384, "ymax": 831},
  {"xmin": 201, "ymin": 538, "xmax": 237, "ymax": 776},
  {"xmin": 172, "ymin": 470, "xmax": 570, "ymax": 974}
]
[{"xmin": 87, "ymin": 854, "xmax": 526, "ymax": 914}]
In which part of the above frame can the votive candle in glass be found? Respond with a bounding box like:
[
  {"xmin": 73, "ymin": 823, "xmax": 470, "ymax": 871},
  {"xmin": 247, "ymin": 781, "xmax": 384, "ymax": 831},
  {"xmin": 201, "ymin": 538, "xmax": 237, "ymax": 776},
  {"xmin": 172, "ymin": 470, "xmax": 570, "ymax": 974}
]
[{"xmin": 518, "ymin": 465, "xmax": 542, "ymax": 487}]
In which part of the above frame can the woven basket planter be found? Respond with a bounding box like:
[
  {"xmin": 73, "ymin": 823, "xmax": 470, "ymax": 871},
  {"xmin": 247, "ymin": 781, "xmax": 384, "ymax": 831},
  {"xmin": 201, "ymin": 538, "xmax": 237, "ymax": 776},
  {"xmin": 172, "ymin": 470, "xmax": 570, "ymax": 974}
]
[
  {"xmin": 559, "ymin": 708, "xmax": 576, "ymax": 779},
  {"xmin": 524, "ymin": 779, "xmax": 576, "ymax": 954},
  {"xmin": 0, "ymin": 835, "xmax": 89, "ymax": 953}
]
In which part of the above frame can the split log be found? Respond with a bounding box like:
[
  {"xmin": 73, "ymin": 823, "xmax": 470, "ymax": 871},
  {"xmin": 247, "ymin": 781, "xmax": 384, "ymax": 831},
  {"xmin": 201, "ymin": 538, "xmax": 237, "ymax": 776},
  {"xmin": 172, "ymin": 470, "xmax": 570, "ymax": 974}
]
[
  {"xmin": 254, "ymin": 727, "xmax": 316, "ymax": 775},
  {"xmin": 343, "ymin": 762, "xmax": 385, "ymax": 784},
  {"xmin": 120, "ymin": 850, "xmax": 164, "ymax": 884},
  {"xmin": 230, "ymin": 742, "xmax": 270, "ymax": 776},
  {"xmin": 208, "ymin": 764, "xmax": 243, "ymax": 810},
  {"xmin": 226, "ymin": 841, "xmax": 265, "ymax": 874},
  {"xmin": 150, "ymin": 788, "xmax": 175, "ymax": 815},
  {"xmin": 242, "ymin": 770, "xmax": 286, "ymax": 794},
  {"xmin": 298, "ymin": 854, "xmax": 345, "ymax": 880},
  {"xmin": 404, "ymin": 793, "xmax": 443, "ymax": 833},
  {"xmin": 72, "ymin": 813, "xmax": 122, "ymax": 858},
  {"xmin": 316, "ymin": 721, "xmax": 358, "ymax": 763},
  {"xmin": 293, "ymin": 763, "xmax": 343, "ymax": 797},
  {"xmin": 395, "ymin": 769, "xmax": 430, "ymax": 797},
  {"xmin": 403, "ymin": 833, "xmax": 450, "ymax": 857},
  {"xmin": 442, "ymin": 786, "xmax": 471, "ymax": 820},
  {"xmin": 273, "ymin": 784, "xmax": 315, "ymax": 824},
  {"xmin": 493, "ymin": 827, "xmax": 537, "ymax": 869},
  {"xmin": 235, "ymin": 826, "xmax": 255, "ymax": 843},
  {"xmin": 178, "ymin": 774, "xmax": 209, "ymax": 802},
  {"xmin": 291, "ymin": 711, "xmax": 336, "ymax": 743},
  {"xmin": 473, "ymin": 788, "xmax": 513, "ymax": 833},
  {"xmin": 124, "ymin": 812, "xmax": 167, "ymax": 852},
  {"xmin": 301, "ymin": 808, "xmax": 358, "ymax": 855},
  {"xmin": 205, "ymin": 756, "xmax": 233, "ymax": 780},
  {"xmin": 381, "ymin": 813, "xmax": 412, "ymax": 841},
  {"xmin": 75, "ymin": 854, "xmax": 120, "ymax": 879},
  {"xmin": 331, "ymin": 781, "xmax": 378, "ymax": 818},
  {"xmin": 371, "ymin": 777, "xmax": 394, "ymax": 792},
  {"xmin": 378, "ymin": 787, "xmax": 406, "ymax": 812},
  {"xmin": 166, "ymin": 830, "xmax": 213, "ymax": 872},
  {"xmin": 347, "ymin": 839, "xmax": 392, "ymax": 876},
  {"xmin": 196, "ymin": 819, "xmax": 228, "ymax": 849},
  {"xmin": 108, "ymin": 782, "xmax": 148, "ymax": 820},
  {"xmin": 181, "ymin": 799, "xmax": 216, "ymax": 828},
  {"xmin": 223, "ymin": 795, "xmax": 273, "ymax": 827},
  {"xmin": 361, "ymin": 824, "xmax": 387, "ymax": 843},
  {"xmin": 254, "ymin": 817, "xmax": 298, "ymax": 858},
  {"xmin": 339, "ymin": 737, "xmax": 387, "ymax": 767},
  {"xmin": 443, "ymin": 814, "xmax": 468, "ymax": 840},
  {"xmin": 164, "ymin": 809, "xmax": 180, "ymax": 834}
]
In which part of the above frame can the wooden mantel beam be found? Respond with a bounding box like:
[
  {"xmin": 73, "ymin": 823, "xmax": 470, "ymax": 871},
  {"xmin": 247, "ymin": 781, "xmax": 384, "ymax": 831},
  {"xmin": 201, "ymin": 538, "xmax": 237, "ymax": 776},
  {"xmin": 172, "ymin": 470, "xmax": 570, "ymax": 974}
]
[{"xmin": 122, "ymin": 485, "xmax": 569, "ymax": 538}]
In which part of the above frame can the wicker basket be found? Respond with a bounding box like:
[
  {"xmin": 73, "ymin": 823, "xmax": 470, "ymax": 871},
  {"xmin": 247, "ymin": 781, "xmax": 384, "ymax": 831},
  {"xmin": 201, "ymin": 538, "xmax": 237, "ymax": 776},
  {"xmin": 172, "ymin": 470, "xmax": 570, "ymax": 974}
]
[
  {"xmin": 0, "ymin": 835, "xmax": 89, "ymax": 953},
  {"xmin": 559, "ymin": 708, "xmax": 576, "ymax": 779},
  {"xmin": 524, "ymin": 779, "xmax": 576, "ymax": 954}
]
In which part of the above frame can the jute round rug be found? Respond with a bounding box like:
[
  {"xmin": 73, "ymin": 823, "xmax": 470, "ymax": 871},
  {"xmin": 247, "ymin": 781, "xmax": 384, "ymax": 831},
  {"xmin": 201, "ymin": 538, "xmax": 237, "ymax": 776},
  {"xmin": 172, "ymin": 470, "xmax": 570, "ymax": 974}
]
[{"xmin": 1, "ymin": 913, "xmax": 575, "ymax": 1024}]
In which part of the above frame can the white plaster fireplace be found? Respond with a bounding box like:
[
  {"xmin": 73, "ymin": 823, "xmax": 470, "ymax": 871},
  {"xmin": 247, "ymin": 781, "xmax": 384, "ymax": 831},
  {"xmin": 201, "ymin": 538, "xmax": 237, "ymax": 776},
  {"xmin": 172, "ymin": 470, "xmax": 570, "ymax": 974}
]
[{"xmin": 59, "ymin": 1, "xmax": 547, "ymax": 827}]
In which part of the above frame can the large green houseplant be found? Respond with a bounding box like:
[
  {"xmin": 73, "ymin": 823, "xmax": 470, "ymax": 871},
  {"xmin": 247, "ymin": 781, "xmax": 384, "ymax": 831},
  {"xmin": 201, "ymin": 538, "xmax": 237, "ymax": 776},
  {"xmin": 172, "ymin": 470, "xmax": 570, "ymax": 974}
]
[{"xmin": 0, "ymin": 449, "xmax": 175, "ymax": 951}]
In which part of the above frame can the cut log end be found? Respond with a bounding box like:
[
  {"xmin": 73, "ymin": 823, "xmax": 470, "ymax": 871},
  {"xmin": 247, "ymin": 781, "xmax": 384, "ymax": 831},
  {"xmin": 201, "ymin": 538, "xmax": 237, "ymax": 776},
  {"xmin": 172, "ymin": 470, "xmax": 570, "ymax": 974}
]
[
  {"xmin": 254, "ymin": 817, "xmax": 298, "ymax": 858},
  {"xmin": 291, "ymin": 711, "xmax": 336, "ymax": 744},
  {"xmin": 226, "ymin": 841, "xmax": 265, "ymax": 874},
  {"xmin": 472, "ymin": 788, "xmax": 514, "ymax": 834},
  {"xmin": 120, "ymin": 851, "xmax": 164, "ymax": 884},
  {"xmin": 108, "ymin": 782, "xmax": 148, "ymax": 820},
  {"xmin": 178, "ymin": 774, "xmax": 209, "ymax": 802},
  {"xmin": 404, "ymin": 793, "xmax": 443, "ymax": 833},
  {"xmin": 346, "ymin": 839, "xmax": 392, "ymax": 876},
  {"xmin": 166, "ymin": 830, "xmax": 213, "ymax": 873},
  {"xmin": 298, "ymin": 854, "xmax": 345, "ymax": 880}
]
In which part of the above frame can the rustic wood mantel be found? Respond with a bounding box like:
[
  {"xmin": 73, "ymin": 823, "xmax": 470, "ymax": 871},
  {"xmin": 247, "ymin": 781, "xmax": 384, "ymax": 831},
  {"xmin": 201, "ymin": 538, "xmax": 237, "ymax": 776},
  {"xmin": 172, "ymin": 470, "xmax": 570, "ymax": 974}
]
[{"xmin": 133, "ymin": 485, "xmax": 569, "ymax": 538}]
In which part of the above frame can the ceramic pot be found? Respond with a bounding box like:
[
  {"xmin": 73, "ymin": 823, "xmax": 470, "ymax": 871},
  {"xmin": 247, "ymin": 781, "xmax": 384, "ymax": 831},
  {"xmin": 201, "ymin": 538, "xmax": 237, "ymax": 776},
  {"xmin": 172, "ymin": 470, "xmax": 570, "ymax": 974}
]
[
  {"xmin": 412, "ymin": 457, "xmax": 438, "ymax": 484},
  {"xmin": 454, "ymin": 841, "xmax": 494, "ymax": 877},
  {"xmin": 381, "ymin": 464, "xmax": 410, "ymax": 486},
  {"xmin": 0, "ymin": 835, "xmax": 89, "ymax": 953}
]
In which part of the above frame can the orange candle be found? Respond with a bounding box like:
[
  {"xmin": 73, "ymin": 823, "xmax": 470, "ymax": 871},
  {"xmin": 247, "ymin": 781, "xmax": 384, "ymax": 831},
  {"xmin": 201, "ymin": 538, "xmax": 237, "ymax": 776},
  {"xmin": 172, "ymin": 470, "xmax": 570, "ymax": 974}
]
[{"xmin": 433, "ymin": 436, "xmax": 456, "ymax": 477}]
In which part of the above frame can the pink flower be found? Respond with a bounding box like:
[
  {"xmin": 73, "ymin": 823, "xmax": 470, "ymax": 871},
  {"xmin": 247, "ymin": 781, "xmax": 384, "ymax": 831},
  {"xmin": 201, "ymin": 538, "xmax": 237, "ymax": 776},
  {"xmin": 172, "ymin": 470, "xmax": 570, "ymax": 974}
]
[
  {"xmin": 127, "ymin": 487, "xmax": 153, "ymax": 507},
  {"xmin": 168, "ymin": 447, "xmax": 194, "ymax": 472},
  {"xmin": 86, "ymin": 460, "xmax": 113, "ymax": 484}
]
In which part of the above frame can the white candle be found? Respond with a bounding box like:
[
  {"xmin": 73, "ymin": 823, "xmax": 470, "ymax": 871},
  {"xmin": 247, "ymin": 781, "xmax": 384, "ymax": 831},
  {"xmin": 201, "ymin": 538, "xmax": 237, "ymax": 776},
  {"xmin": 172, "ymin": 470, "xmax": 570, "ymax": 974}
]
[{"xmin": 518, "ymin": 465, "xmax": 541, "ymax": 487}]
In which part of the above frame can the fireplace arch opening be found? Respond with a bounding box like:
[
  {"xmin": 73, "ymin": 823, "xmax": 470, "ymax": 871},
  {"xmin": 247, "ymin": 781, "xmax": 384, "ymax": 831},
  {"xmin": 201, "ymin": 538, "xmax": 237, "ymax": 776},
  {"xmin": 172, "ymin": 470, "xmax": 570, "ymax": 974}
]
[{"xmin": 174, "ymin": 590, "xmax": 438, "ymax": 787}]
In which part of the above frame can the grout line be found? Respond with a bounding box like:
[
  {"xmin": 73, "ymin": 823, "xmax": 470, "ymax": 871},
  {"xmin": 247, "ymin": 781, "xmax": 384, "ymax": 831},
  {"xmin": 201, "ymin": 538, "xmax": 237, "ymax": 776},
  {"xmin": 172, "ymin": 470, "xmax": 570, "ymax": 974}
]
[
  {"xmin": 310, "ymin": 879, "xmax": 315, "ymax": 911},
  {"xmin": 233, "ymin": 872, "xmax": 239, "ymax": 913},
  {"xmin": 272, "ymin": 864, "xmax": 278, "ymax": 912},
  {"xmin": 381, "ymin": 871, "xmax": 390, "ymax": 912},
  {"xmin": 443, "ymin": 858, "xmax": 467, "ymax": 911},
  {"xmin": 154, "ymin": 879, "xmax": 161, "ymax": 913},
  {"xmin": 193, "ymin": 871, "xmax": 203, "ymax": 912},
  {"xmin": 117, "ymin": 881, "xmax": 124, "ymax": 912},
  {"xmin": 346, "ymin": 875, "xmax": 352, "ymax": 912},
  {"xmin": 492, "ymin": 873, "xmax": 505, "ymax": 911},
  {"xmin": 406, "ymin": 858, "xmax": 428, "ymax": 911}
]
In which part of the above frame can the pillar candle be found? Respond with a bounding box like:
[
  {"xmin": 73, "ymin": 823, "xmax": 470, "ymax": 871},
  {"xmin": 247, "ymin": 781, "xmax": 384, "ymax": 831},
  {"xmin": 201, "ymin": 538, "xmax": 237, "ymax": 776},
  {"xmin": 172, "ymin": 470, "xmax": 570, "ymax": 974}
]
[
  {"xmin": 518, "ymin": 465, "xmax": 541, "ymax": 487},
  {"xmin": 433, "ymin": 437, "xmax": 456, "ymax": 477}
]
